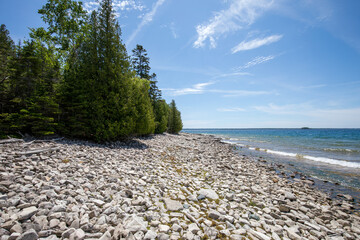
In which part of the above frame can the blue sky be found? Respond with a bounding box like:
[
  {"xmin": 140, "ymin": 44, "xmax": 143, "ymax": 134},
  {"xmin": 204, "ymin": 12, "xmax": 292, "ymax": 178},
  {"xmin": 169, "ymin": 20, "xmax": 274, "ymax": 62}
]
[{"xmin": 1, "ymin": 0, "xmax": 360, "ymax": 128}]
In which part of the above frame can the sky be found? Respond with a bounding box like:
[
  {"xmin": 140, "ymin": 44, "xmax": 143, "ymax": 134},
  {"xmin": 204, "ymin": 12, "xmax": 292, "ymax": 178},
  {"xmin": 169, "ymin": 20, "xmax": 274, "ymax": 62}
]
[{"xmin": 1, "ymin": 0, "xmax": 360, "ymax": 128}]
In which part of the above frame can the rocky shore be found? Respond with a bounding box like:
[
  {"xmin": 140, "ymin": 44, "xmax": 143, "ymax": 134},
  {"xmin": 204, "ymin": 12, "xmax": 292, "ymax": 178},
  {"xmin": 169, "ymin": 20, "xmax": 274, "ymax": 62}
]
[{"xmin": 0, "ymin": 133, "xmax": 359, "ymax": 240}]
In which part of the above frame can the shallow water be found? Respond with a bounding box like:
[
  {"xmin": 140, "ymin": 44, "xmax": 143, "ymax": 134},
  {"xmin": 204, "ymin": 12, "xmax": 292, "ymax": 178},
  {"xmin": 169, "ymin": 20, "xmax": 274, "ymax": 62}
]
[{"xmin": 183, "ymin": 129, "xmax": 360, "ymax": 205}]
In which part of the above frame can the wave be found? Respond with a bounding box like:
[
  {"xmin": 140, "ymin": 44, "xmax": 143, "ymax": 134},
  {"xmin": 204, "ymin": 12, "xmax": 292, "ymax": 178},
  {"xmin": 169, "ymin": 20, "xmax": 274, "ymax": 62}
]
[
  {"xmin": 247, "ymin": 147, "xmax": 360, "ymax": 168},
  {"xmin": 324, "ymin": 148, "xmax": 359, "ymax": 153}
]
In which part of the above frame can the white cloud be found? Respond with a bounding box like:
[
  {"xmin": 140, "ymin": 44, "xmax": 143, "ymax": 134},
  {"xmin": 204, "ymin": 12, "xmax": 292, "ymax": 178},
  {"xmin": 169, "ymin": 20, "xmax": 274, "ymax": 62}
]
[
  {"xmin": 164, "ymin": 82, "xmax": 214, "ymax": 96},
  {"xmin": 217, "ymin": 107, "xmax": 246, "ymax": 112},
  {"xmin": 213, "ymin": 89, "xmax": 273, "ymax": 97},
  {"xmin": 193, "ymin": 0, "xmax": 274, "ymax": 48},
  {"xmin": 126, "ymin": 0, "xmax": 166, "ymax": 46},
  {"xmin": 213, "ymin": 72, "xmax": 252, "ymax": 79},
  {"xmin": 236, "ymin": 55, "xmax": 275, "ymax": 70},
  {"xmin": 163, "ymin": 82, "xmax": 273, "ymax": 97},
  {"xmin": 231, "ymin": 34, "xmax": 283, "ymax": 53},
  {"xmin": 83, "ymin": 0, "xmax": 144, "ymax": 14}
]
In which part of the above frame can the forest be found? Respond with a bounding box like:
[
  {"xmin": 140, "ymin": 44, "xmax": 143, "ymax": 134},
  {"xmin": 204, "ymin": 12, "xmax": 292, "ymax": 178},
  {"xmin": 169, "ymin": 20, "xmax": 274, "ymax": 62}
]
[{"xmin": 0, "ymin": 0, "xmax": 183, "ymax": 142}]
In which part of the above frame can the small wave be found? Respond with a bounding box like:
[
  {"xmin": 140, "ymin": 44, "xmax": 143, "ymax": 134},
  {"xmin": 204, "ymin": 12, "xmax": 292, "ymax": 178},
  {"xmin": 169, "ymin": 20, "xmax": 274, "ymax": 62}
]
[
  {"xmin": 324, "ymin": 148, "xmax": 359, "ymax": 153},
  {"xmin": 248, "ymin": 148, "xmax": 360, "ymax": 168},
  {"xmin": 221, "ymin": 140, "xmax": 237, "ymax": 145}
]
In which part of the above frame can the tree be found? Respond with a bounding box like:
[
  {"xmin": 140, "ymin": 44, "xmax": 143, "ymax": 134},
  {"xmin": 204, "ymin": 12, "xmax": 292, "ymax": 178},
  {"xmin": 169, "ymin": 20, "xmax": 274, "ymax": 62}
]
[
  {"xmin": 30, "ymin": 0, "xmax": 88, "ymax": 58},
  {"xmin": 167, "ymin": 99, "xmax": 183, "ymax": 134},
  {"xmin": 0, "ymin": 40, "xmax": 60, "ymax": 137},
  {"xmin": 0, "ymin": 24, "xmax": 15, "ymax": 114},
  {"xmin": 154, "ymin": 99, "xmax": 169, "ymax": 133},
  {"xmin": 131, "ymin": 44, "xmax": 161, "ymax": 103}
]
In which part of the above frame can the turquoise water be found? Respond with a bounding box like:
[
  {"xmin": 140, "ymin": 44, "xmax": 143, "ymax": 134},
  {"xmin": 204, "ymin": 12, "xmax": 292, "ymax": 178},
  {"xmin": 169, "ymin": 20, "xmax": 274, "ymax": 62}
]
[{"xmin": 183, "ymin": 129, "xmax": 360, "ymax": 195}]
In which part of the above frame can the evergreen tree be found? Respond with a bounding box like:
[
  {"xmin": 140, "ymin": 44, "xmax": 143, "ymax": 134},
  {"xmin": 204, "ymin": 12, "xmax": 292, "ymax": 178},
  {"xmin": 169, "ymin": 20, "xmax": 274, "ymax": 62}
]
[
  {"xmin": 59, "ymin": 0, "xmax": 155, "ymax": 141},
  {"xmin": 0, "ymin": 24, "xmax": 15, "ymax": 115},
  {"xmin": 131, "ymin": 44, "xmax": 161, "ymax": 103},
  {"xmin": 154, "ymin": 99, "xmax": 169, "ymax": 134},
  {"xmin": 167, "ymin": 99, "xmax": 183, "ymax": 134},
  {"xmin": 0, "ymin": 40, "xmax": 60, "ymax": 137}
]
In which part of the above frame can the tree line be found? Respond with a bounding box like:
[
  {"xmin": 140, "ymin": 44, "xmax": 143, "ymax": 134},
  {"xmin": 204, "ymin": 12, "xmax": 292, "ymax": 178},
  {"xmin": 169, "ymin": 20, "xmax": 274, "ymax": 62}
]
[{"xmin": 0, "ymin": 0, "xmax": 183, "ymax": 142}]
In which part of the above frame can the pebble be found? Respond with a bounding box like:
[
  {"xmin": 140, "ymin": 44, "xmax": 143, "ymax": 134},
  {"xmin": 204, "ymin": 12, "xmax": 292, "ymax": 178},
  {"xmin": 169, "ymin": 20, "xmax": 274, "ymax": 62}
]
[{"xmin": 0, "ymin": 133, "xmax": 358, "ymax": 240}]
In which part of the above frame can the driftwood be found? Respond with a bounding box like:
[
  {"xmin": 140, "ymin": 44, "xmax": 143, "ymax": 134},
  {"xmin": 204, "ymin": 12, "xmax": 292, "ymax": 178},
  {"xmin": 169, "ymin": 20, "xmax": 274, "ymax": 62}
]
[
  {"xmin": 16, "ymin": 147, "xmax": 60, "ymax": 155},
  {"xmin": 23, "ymin": 138, "xmax": 64, "ymax": 146},
  {"xmin": 0, "ymin": 138, "xmax": 24, "ymax": 144}
]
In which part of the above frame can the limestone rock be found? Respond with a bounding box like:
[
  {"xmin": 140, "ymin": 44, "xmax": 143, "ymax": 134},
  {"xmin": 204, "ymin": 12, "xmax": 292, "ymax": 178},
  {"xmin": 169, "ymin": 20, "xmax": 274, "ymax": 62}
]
[
  {"xmin": 198, "ymin": 189, "xmax": 219, "ymax": 200},
  {"xmin": 163, "ymin": 198, "xmax": 183, "ymax": 211}
]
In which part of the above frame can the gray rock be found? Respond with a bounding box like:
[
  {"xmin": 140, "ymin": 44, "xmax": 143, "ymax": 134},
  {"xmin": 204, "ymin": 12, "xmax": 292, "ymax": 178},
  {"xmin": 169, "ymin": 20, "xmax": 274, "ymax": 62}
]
[
  {"xmin": 208, "ymin": 209, "xmax": 221, "ymax": 220},
  {"xmin": 248, "ymin": 213, "xmax": 260, "ymax": 221},
  {"xmin": 197, "ymin": 194, "xmax": 206, "ymax": 200},
  {"xmin": 163, "ymin": 198, "xmax": 183, "ymax": 211},
  {"xmin": 158, "ymin": 233, "xmax": 170, "ymax": 240},
  {"xmin": 230, "ymin": 234, "xmax": 243, "ymax": 240},
  {"xmin": 134, "ymin": 231, "xmax": 145, "ymax": 240},
  {"xmin": 159, "ymin": 224, "xmax": 170, "ymax": 233},
  {"xmin": 188, "ymin": 223, "xmax": 200, "ymax": 234},
  {"xmin": 10, "ymin": 223, "xmax": 22, "ymax": 234},
  {"xmin": 198, "ymin": 189, "xmax": 219, "ymax": 200},
  {"xmin": 144, "ymin": 230, "xmax": 157, "ymax": 240},
  {"xmin": 50, "ymin": 205, "xmax": 66, "ymax": 213},
  {"xmin": 18, "ymin": 229, "xmax": 38, "ymax": 240},
  {"xmin": 17, "ymin": 207, "xmax": 38, "ymax": 221},
  {"xmin": 69, "ymin": 229, "xmax": 85, "ymax": 240},
  {"xmin": 92, "ymin": 199, "xmax": 105, "ymax": 207},
  {"xmin": 61, "ymin": 228, "xmax": 76, "ymax": 238},
  {"xmin": 124, "ymin": 215, "xmax": 148, "ymax": 233},
  {"xmin": 99, "ymin": 231, "xmax": 111, "ymax": 240},
  {"xmin": 248, "ymin": 229, "xmax": 271, "ymax": 240},
  {"xmin": 284, "ymin": 192, "xmax": 296, "ymax": 201}
]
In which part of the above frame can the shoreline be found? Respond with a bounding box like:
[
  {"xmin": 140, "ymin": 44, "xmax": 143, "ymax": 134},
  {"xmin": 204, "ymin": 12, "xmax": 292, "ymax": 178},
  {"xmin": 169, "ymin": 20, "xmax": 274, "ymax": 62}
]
[{"xmin": 1, "ymin": 133, "xmax": 360, "ymax": 239}]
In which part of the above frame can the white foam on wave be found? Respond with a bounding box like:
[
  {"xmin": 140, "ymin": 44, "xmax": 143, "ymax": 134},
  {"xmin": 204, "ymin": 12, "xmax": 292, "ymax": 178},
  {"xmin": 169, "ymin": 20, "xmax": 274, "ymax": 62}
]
[
  {"xmin": 248, "ymin": 148, "xmax": 360, "ymax": 168},
  {"xmin": 221, "ymin": 140, "xmax": 237, "ymax": 145}
]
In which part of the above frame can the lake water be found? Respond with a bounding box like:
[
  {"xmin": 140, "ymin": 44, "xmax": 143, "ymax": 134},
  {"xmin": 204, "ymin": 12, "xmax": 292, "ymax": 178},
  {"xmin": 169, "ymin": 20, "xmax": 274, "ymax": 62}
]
[{"xmin": 183, "ymin": 128, "xmax": 360, "ymax": 203}]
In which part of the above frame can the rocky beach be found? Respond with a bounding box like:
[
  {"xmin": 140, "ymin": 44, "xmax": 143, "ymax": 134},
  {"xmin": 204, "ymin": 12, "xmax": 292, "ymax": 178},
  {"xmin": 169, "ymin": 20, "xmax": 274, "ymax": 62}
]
[{"xmin": 0, "ymin": 133, "xmax": 360, "ymax": 240}]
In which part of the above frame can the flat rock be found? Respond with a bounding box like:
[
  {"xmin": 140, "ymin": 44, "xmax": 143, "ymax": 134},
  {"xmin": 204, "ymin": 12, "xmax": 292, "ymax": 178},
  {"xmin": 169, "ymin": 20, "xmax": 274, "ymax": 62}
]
[
  {"xmin": 198, "ymin": 189, "xmax": 219, "ymax": 200},
  {"xmin": 124, "ymin": 216, "xmax": 148, "ymax": 233},
  {"xmin": 144, "ymin": 230, "xmax": 157, "ymax": 240},
  {"xmin": 18, "ymin": 229, "xmax": 38, "ymax": 240},
  {"xmin": 163, "ymin": 198, "xmax": 183, "ymax": 211},
  {"xmin": 208, "ymin": 209, "xmax": 221, "ymax": 220},
  {"xmin": 17, "ymin": 207, "xmax": 38, "ymax": 221}
]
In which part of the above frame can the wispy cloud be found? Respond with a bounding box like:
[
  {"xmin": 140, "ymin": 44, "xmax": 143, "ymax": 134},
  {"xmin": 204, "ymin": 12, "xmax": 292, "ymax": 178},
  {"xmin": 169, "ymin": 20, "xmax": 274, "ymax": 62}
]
[
  {"xmin": 236, "ymin": 55, "xmax": 275, "ymax": 70},
  {"xmin": 163, "ymin": 81, "xmax": 273, "ymax": 97},
  {"xmin": 162, "ymin": 81, "xmax": 215, "ymax": 96},
  {"xmin": 213, "ymin": 72, "xmax": 252, "ymax": 79},
  {"xmin": 126, "ymin": 0, "xmax": 166, "ymax": 46},
  {"xmin": 217, "ymin": 107, "xmax": 246, "ymax": 112},
  {"xmin": 83, "ymin": 0, "xmax": 144, "ymax": 14},
  {"xmin": 232, "ymin": 34, "xmax": 283, "ymax": 53},
  {"xmin": 213, "ymin": 89, "xmax": 273, "ymax": 97},
  {"xmin": 161, "ymin": 22, "xmax": 178, "ymax": 39},
  {"xmin": 193, "ymin": 0, "xmax": 274, "ymax": 48}
]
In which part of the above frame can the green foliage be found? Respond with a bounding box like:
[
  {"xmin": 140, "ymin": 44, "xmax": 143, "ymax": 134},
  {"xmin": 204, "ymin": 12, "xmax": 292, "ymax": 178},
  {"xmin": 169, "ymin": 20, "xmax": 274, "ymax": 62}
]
[
  {"xmin": 154, "ymin": 99, "xmax": 169, "ymax": 133},
  {"xmin": 1, "ymin": 0, "xmax": 183, "ymax": 141},
  {"xmin": 0, "ymin": 24, "xmax": 15, "ymax": 115},
  {"xmin": 167, "ymin": 100, "xmax": 183, "ymax": 134},
  {"xmin": 0, "ymin": 39, "xmax": 60, "ymax": 137},
  {"xmin": 131, "ymin": 77, "xmax": 155, "ymax": 135},
  {"xmin": 31, "ymin": 0, "xmax": 87, "ymax": 53}
]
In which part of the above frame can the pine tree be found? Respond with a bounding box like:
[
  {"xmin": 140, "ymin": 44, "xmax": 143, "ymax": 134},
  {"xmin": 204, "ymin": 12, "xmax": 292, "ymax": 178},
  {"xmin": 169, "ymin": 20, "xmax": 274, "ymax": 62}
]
[
  {"xmin": 154, "ymin": 99, "xmax": 169, "ymax": 134},
  {"xmin": 1, "ymin": 40, "xmax": 60, "ymax": 137},
  {"xmin": 167, "ymin": 99, "xmax": 183, "ymax": 134},
  {"xmin": 131, "ymin": 44, "xmax": 161, "ymax": 103},
  {"xmin": 0, "ymin": 24, "xmax": 15, "ymax": 115}
]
